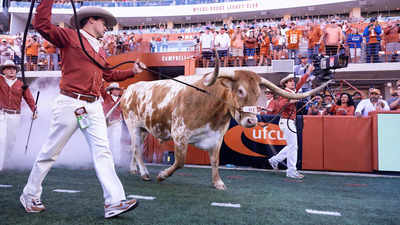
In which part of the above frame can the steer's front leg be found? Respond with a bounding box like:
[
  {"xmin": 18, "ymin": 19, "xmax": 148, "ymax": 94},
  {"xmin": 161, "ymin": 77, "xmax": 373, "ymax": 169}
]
[
  {"xmin": 157, "ymin": 140, "xmax": 187, "ymax": 182},
  {"xmin": 209, "ymin": 146, "xmax": 226, "ymax": 190}
]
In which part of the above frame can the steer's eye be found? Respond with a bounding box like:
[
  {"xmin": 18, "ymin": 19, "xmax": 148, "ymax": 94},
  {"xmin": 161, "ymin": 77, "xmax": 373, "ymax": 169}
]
[{"xmin": 237, "ymin": 88, "xmax": 246, "ymax": 98}]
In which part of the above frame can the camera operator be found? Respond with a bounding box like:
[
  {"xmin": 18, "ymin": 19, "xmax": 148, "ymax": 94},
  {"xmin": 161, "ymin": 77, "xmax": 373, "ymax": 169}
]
[
  {"xmin": 384, "ymin": 20, "xmax": 400, "ymax": 62},
  {"xmin": 268, "ymin": 65, "xmax": 314, "ymax": 179},
  {"xmin": 363, "ymin": 17, "xmax": 382, "ymax": 63},
  {"xmin": 295, "ymin": 54, "xmax": 315, "ymax": 114}
]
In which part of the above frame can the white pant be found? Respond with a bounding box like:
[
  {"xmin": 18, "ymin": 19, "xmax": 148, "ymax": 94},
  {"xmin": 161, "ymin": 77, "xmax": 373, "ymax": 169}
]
[
  {"xmin": 23, "ymin": 94, "xmax": 126, "ymax": 205},
  {"xmin": 0, "ymin": 112, "xmax": 21, "ymax": 171},
  {"xmin": 271, "ymin": 118, "xmax": 298, "ymax": 173},
  {"xmin": 108, "ymin": 121, "xmax": 122, "ymax": 166}
]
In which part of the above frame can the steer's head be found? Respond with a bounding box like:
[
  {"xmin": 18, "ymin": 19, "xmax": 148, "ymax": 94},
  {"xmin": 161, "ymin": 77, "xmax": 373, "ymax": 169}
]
[{"xmin": 207, "ymin": 70, "xmax": 331, "ymax": 128}]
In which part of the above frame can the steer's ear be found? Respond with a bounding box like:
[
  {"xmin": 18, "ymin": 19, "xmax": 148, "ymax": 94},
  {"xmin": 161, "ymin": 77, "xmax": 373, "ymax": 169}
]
[{"xmin": 219, "ymin": 77, "xmax": 234, "ymax": 90}]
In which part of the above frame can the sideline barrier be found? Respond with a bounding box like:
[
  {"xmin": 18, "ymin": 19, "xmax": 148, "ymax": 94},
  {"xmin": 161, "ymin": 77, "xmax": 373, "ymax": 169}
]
[{"xmin": 302, "ymin": 116, "xmax": 373, "ymax": 172}]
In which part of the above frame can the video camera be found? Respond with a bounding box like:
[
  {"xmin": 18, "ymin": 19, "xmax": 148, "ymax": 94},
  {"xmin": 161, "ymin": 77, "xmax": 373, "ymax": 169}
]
[{"xmin": 310, "ymin": 53, "xmax": 349, "ymax": 81}]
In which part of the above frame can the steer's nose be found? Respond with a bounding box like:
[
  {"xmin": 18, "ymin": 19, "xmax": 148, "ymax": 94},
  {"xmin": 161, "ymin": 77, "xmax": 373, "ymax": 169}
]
[{"xmin": 246, "ymin": 117, "xmax": 258, "ymax": 127}]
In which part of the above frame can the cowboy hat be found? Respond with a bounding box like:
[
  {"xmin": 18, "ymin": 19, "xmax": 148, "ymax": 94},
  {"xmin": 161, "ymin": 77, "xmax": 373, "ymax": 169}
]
[
  {"xmin": 369, "ymin": 88, "xmax": 381, "ymax": 95},
  {"xmin": 0, "ymin": 60, "xmax": 20, "ymax": 73},
  {"xmin": 106, "ymin": 82, "xmax": 121, "ymax": 91},
  {"xmin": 69, "ymin": 6, "xmax": 117, "ymax": 28},
  {"xmin": 280, "ymin": 73, "xmax": 297, "ymax": 86}
]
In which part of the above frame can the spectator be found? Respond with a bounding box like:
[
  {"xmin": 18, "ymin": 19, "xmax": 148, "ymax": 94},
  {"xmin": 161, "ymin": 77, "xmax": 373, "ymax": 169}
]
[
  {"xmin": 214, "ymin": 28, "xmax": 230, "ymax": 67},
  {"xmin": 322, "ymin": 19, "xmax": 343, "ymax": 56},
  {"xmin": 383, "ymin": 20, "xmax": 400, "ymax": 62},
  {"xmin": 387, "ymin": 85, "xmax": 400, "ymax": 110},
  {"xmin": 286, "ymin": 22, "xmax": 302, "ymax": 60},
  {"xmin": 323, "ymin": 94, "xmax": 336, "ymax": 115},
  {"xmin": 305, "ymin": 22, "xmax": 322, "ymax": 60},
  {"xmin": 25, "ymin": 35, "xmax": 40, "ymax": 71},
  {"xmin": 363, "ymin": 17, "xmax": 382, "ymax": 63},
  {"xmin": 161, "ymin": 34, "xmax": 169, "ymax": 52},
  {"xmin": 355, "ymin": 88, "xmax": 390, "ymax": 117},
  {"xmin": 258, "ymin": 27, "xmax": 271, "ymax": 66},
  {"xmin": 43, "ymin": 40, "xmax": 59, "ymax": 70},
  {"xmin": 0, "ymin": 39, "xmax": 13, "ymax": 64},
  {"xmin": 231, "ymin": 26, "xmax": 245, "ymax": 67},
  {"xmin": 352, "ymin": 91, "xmax": 363, "ymax": 108},
  {"xmin": 332, "ymin": 93, "xmax": 355, "ymax": 115},
  {"xmin": 10, "ymin": 38, "xmax": 22, "ymax": 65},
  {"xmin": 346, "ymin": 27, "xmax": 363, "ymax": 63},
  {"xmin": 307, "ymin": 94, "xmax": 325, "ymax": 115},
  {"xmin": 199, "ymin": 27, "xmax": 214, "ymax": 67},
  {"xmin": 244, "ymin": 27, "xmax": 257, "ymax": 66}
]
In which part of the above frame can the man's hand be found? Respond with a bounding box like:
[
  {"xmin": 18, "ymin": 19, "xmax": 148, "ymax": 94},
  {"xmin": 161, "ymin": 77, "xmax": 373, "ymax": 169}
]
[
  {"xmin": 289, "ymin": 99, "xmax": 299, "ymax": 104},
  {"xmin": 33, "ymin": 110, "xmax": 38, "ymax": 120},
  {"xmin": 306, "ymin": 64, "xmax": 315, "ymax": 74},
  {"xmin": 133, "ymin": 59, "xmax": 146, "ymax": 74}
]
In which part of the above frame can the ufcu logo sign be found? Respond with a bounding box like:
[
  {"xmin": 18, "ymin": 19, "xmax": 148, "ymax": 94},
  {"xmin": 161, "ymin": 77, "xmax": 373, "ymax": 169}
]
[
  {"xmin": 251, "ymin": 126, "xmax": 285, "ymax": 141},
  {"xmin": 223, "ymin": 123, "xmax": 286, "ymax": 157}
]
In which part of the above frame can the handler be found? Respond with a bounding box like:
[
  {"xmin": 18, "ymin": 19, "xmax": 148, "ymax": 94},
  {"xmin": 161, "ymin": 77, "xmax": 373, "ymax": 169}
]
[
  {"xmin": 268, "ymin": 64, "xmax": 314, "ymax": 179},
  {"xmin": 20, "ymin": 1, "xmax": 146, "ymax": 219},
  {"xmin": 0, "ymin": 60, "xmax": 36, "ymax": 171},
  {"xmin": 102, "ymin": 82, "xmax": 124, "ymax": 166}
]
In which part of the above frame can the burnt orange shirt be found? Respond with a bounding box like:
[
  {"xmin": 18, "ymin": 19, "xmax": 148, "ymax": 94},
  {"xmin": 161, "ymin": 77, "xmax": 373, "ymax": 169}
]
[
  {"xmin": 43, "ymin": 40, "xmax": 57, "ymax": 54},
  {"xmin": 286, "ymin": 29, "xmax": 302, "ymax": 50},
  {"xmin": 26, "ymin": 40, "xmax": 40, "ymax": 56}
]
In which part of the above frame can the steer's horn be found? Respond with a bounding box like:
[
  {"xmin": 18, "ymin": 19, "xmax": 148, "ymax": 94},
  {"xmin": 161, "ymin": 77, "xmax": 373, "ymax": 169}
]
[
  {"xmin": 259, "ymin": 77, "xmax": 333, "ymax": 99},
  {"xmin": 203, "ymin": 49, "xmax": 220, "ymax": 86}
]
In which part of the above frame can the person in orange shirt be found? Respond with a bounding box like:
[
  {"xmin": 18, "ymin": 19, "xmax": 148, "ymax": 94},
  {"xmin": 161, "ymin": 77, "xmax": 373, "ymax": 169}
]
[
  {"xmin": 26, "ymin": 35, "xmax": 40, "ymax": 71},
  {"xmin": 258, "ymin": 27, "xmax": 271, "ymax": 66},
  {"xmin": 43, "ymin": 40, "xmax": 59, "ymax": 70},
  {"xmin": 306, "ymin": 22, "xmax": 322, "ymax": 60},
  {"xmin": 333, "ymin": 93, "xmax": 355, "ymax": 115},
  {"xmin": 363, "ymin": 17, "xmax": 382, "ymax": 63},
  {"xmin": 286, "ymin": 22, "xmax": 302, "ymax": 60}
]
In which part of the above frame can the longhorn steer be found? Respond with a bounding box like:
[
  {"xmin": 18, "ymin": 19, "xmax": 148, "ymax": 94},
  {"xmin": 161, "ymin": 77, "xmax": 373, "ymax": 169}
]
[{"xmin": 120, "ymin": 68, "xmax": 329, "ymax": 190}]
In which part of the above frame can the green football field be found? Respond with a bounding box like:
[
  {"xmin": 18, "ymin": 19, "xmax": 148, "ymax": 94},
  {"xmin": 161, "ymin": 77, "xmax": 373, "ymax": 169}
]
[{"xmin": 1, "ymin": 165, "xmax": 399, "ymax": 225}]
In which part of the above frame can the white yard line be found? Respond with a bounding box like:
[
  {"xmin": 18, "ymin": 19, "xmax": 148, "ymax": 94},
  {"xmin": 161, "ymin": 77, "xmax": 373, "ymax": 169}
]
[
  {"xmin": 211, "ymin": 202, "xmax": 241, "ymax": 208},
  {"xmin": 146, "ymin": 163, "xmax": 400, "ymax": 178},
  {"xmin": 127, "ymin": 194, "xmax": 156, "ymax": 200},
  {"xmin": 53, "ymin": 189, "xmax": 81, "ymax": 193},
  {"xmin": 0, "ymin": 184, "xmax": 12, "ymax": 188},
  {"xmin": 306, "ymin": 209, "xmax": 341, "ymax": 216}
]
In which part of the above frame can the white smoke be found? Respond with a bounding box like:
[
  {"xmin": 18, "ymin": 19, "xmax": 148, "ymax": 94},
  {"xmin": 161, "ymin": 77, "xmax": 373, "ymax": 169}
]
[{"xmin": 7, "ymin": 77, "xmax": 95, "ymax": 170}]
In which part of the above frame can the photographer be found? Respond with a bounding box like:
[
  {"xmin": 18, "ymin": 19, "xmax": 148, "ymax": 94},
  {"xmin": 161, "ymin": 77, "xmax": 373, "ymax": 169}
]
[
  {"xmin": 363, "ymin": 17, "xmax": 382, "ymax": 63},
  {"xmin": 307, "ymin": 94, "xmax": 325, "ymax": 115},
  {"xmin": 384, "ymin": 20, "xmax": 400, "ymax": 62}
]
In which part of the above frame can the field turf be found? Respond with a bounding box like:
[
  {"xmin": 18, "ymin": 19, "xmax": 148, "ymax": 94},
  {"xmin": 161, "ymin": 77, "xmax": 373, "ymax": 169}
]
[{"xmin": 1, "ymin": 165, "xmax": 399, "ymax": 225}]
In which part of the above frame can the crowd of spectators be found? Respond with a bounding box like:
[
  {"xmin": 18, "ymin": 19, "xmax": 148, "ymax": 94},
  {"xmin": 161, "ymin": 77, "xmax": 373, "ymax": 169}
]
[
  {"xmin": 1, "ymin": 16, "xmax": 400, "ymax": 71},
  {"xmin": 260, "ymin": 80, "xmax": 400, "ymax": 117}
]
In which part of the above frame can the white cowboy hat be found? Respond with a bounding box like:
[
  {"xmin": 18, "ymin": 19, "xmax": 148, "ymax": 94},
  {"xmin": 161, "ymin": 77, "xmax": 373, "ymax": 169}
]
[
  {"xmin": 69, "ymin": 6, "xmax": 117, "ymax": 28},
  {"xmin": 106, "ymin": 82, "xmax": 121, "ymax": 91},
  {"xmin": 280, "ymin": 73, "xmax": 297, "ymax": 86},
  {"xmin": 0, "ymin": 60, "xmax": 20, "ymax": 73}
]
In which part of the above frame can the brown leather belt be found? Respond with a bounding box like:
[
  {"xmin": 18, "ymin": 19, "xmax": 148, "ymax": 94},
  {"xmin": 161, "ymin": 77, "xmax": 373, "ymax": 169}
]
[
  {"xmin": 0, "ymin": 108, "xmax": 21, "ymax": 114},
  {"xmin": 60, "ymin": 90, "xmax": 99, "ymax": 103}
]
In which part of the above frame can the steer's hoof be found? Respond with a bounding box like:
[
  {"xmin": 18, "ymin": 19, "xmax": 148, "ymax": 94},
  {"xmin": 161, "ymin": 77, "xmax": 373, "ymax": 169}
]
[
  {"xmin": 157, "ymin": 174, "xmax": 166, "ymax": 182},
  {"xmin": 129, "ymin": 170, "xmax": 138, "ymax": 175},
  {"xmin": 214, "ymin": 183, "xmax": 227, "ymax": 190},
  {"xmin": 141, "ymin": 174, "xmax": 151, "ymax": 181}
]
